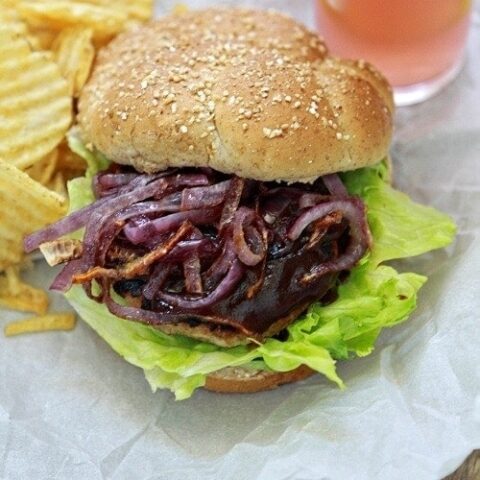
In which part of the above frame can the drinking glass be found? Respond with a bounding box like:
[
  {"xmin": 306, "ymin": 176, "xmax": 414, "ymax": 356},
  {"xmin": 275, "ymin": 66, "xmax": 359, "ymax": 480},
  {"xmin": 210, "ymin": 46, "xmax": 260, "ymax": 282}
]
[{"xmin": 315, "ymin": 0, "xmax": 473, "ymax": 106}]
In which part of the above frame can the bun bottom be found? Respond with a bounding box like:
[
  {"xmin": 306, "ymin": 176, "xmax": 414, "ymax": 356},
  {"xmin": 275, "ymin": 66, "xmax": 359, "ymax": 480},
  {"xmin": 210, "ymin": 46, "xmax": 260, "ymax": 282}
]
[{"xmin": 204, "ymin": 365, "xmax": 315, "ymax": 394}]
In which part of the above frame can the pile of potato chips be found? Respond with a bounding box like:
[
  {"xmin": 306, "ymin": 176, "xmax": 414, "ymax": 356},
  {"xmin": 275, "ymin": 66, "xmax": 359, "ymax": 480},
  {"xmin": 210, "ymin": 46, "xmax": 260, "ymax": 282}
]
[{"xmin": 0, "ymin": 0, "xmax": 154, "ymax": 335}]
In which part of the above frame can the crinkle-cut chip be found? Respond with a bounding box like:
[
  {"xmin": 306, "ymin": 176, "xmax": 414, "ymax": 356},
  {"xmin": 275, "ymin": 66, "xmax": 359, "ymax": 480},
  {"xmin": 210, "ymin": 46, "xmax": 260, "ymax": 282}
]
[
  {"xmin": 0, "ymin": 160, "xmax": 67, "ymax": 270},
  {"xmin": 4, "ymin": 312, "xmax": 76, "ymax": 336},
  {"xmin": 0, "ymin": 4, "xmax": 28, "ymax": 33},
  {"xmin": 28, "ymin": 27, "xmax": 58, "ymax": 50},
  {"xmin": 0, "ymin": 267, "xmax": 49, "ymax": 315},
  {"xmin": 26, "ymin": 148, "xmax": 59, "ymax": 187},
  {"xmin": 47, "ymin": 171, "xmax": 68, "ymax": 198},
  {"xmin": 17, "ymin": 1, "xmax": 128, "ymax": 42},
  {"xmin": 52, "ymin": 27, "xmax": 95, "ymax": 97},
  {"xmin": 0, "ymin": 1, "xmax": 55, "ymax": 50},
  {"xmin": 80, "ymin": 0, "xmax": 153, "ymax": 21},
  {"xmin": 0, "ymin": 0, "xmax": 18, "ymax": 8},
  {"xmin": 0, "ymin": 26, "xmax": 71, "ymax": 169},
  {"xmin": 0, "ymin": 2, "xmax": 42, "ymax": 49}
]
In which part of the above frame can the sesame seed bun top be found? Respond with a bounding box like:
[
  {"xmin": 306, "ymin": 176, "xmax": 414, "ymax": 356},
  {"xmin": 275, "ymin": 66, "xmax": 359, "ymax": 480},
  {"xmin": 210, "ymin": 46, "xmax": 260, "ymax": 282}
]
[{"xmin": 78, "ymin": 8, "xmax": 394, "ymax": 182}]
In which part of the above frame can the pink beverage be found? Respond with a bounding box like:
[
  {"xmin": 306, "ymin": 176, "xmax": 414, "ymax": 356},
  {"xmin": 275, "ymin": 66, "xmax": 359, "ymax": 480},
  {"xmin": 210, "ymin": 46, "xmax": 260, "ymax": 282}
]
[{"xmin": 316, "ymin": 0, "xmax": 472, "ymax": 105}]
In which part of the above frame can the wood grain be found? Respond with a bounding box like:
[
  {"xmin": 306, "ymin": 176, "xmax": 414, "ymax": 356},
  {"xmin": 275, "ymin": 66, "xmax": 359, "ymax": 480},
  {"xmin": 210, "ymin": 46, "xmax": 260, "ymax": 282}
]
[{"xmin": 444, "ymin": 451, "xmax": 480, "ymax": 480}]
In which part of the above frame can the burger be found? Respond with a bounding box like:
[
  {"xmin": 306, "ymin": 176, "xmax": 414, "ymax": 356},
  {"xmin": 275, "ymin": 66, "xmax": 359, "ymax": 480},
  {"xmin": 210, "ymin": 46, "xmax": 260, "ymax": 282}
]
[{"xmin": 25, "ymin": 8, "xmax": 455, "ymax": 399}]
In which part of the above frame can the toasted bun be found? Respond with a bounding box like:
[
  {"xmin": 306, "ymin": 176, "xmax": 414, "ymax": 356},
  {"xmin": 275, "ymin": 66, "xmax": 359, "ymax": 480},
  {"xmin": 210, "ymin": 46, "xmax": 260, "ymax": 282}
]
[
  {"xmin": 79, "ymin": 8, "xmax": 394, "ymax": 182},
  {"xmin": 204, "ymin": 365, "xmax": 315, "ymax": 394}
]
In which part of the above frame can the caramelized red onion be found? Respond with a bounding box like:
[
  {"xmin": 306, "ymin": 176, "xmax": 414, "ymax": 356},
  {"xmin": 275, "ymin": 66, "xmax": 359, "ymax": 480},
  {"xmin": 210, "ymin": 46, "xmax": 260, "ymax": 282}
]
[
  {"xmin": 203, "ymin": 237, "xmax": 237, "ymax": 291},
  {"xmin": 219, "ymin": 177, "xmax": 244, "ymax": 228},
  {"xmin": 103, "ymin": 284, "xmax": 188, "ymax": 326},
  {"xmin": 232, "ymin": 207, "xmax": 267, "ymax": 266},
  {"xmin": 157, "ymin": 259, "xmax": 244, "ymax": 310},
  {"xmin": 143, "ymin": 264, "xmax": 171, "ymax": 300},
  {"xmin": 124, "ymin": 208, "xmax": 220, "ymax": 244},
  {"xmin": 299, "ymin": 193, "xmax": 327, "ymax": 210},
  {"xmin": 288, "ymin": 198, "xmax": 370, "ymax": 281},
  {"xmin": 165, "ymin": 238, "xmax": 218, "ymax": 263},
  {"xmin": 181, "ymin": 180, "xmax": 231, "ymax": 210},
  {"xmin": 25, "ymin": 165, "xmax": 371, "ymax": 325},
  {"xmin": 50, "ymin": 258, "xmax": 84, "ymax": 291},
  {"xmin": 262, "ymin": 195, "xmax": 291, "ymax": 224},
  {"xmin": 183, "ymin": 253, "xmax": 203, "ymax": 294},
  {"xmin": 322, "ymin": 173, "xmax": 348, "ymax": 197},
  {"xmin": 94, "ymin": 173, "xmax": 138, "ymax": 197},
  {"xmin": 24, "ymin": 174, "xmax": 166, "ymax": 253}
]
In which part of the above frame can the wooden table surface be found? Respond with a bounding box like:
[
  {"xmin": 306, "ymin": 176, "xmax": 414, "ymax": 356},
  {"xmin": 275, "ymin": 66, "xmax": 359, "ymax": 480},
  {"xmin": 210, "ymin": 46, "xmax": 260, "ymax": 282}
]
[{"xmin": 444, "ymin": 451, "xmax": 480, "ymax": 479}]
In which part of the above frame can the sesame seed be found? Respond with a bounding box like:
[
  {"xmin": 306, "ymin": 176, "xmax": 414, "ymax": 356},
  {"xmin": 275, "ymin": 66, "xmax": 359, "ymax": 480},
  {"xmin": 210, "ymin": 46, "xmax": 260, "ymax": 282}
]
[
  {"xmin": 180, "ymin": 125, "xmax": 188, "ymax": 133},
  {"xmin": 164, "ymin": 93, "xmax": 176, "ymax": 105},
  {"xmin": 263, "ymin": 127, "xmax": 283, "ymax": 139}
]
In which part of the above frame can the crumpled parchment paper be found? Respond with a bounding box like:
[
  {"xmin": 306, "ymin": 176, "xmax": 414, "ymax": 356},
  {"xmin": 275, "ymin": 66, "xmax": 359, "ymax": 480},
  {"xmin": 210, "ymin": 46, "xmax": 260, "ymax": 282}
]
[{"xmin": 1, "ymin": 1, "xmax": 479, "ymax": 479}]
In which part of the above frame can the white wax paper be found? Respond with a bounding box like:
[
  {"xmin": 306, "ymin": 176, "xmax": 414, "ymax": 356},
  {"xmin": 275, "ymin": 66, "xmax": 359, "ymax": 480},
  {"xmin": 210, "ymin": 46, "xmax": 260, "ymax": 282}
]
[{"xmin": 1, "ymin": 2, "xmax": 480, "ymax": 479}]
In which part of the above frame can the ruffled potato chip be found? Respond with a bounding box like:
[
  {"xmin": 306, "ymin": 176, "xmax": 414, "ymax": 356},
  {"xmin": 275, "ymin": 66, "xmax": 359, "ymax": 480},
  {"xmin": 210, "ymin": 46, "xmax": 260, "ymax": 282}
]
[
  {"xmin": 0, "ymin": 0, "xmax": 154, "ymax": 312},
  {"xmin": 0, "ymin": 160, "xmax": 67, "ymax": 270},
  {"xmin": 80, "ymin": 0, "xmax": 153, "ymax": 22},
  {"xmin": 52, "ymin": 27, "xmax": 95, "ymax": 97},
  {"xmin": 0, "ymin": 25, "xmax": 71, "ymax": 169},
  {"xmin": 25, "ymin": 148, "xmax": 59, "ymax": 187},
  {"xmin": 28, "ymin": 27, "xmax": 58, "ymax": 50},
  {"xmin": 17, "ymin": 1, "xmax": 129, "ymax": 42}
]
